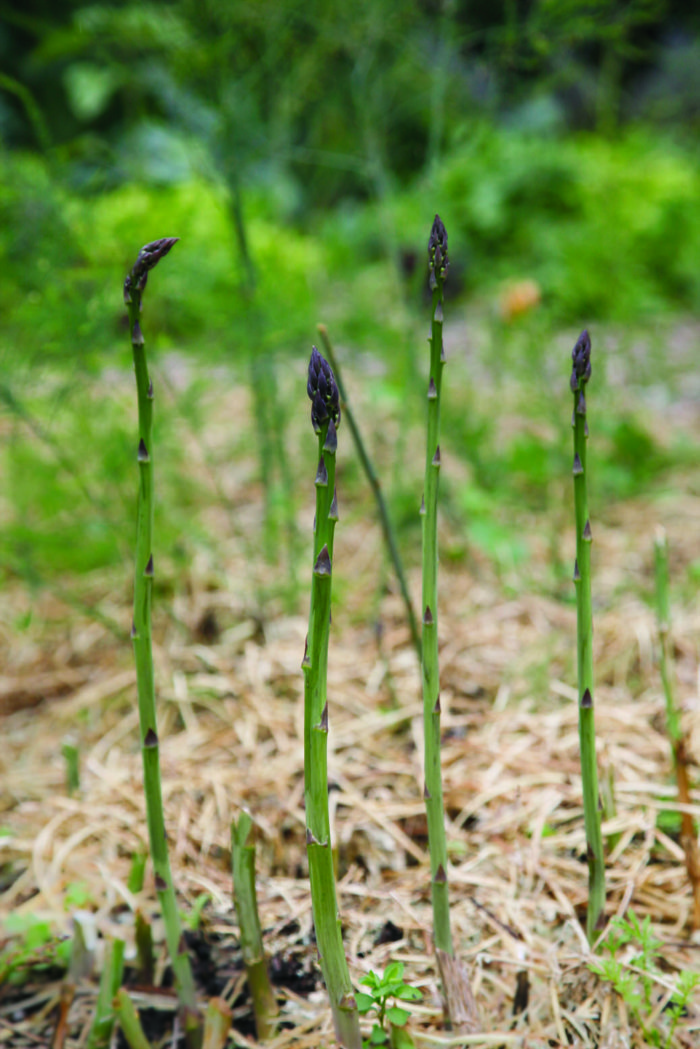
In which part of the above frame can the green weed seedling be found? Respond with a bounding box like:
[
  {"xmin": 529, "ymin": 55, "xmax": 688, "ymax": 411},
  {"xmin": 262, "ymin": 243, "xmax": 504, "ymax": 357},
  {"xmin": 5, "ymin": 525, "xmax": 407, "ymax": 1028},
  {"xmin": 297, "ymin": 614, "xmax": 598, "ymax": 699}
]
[
  {"xmin": 589, "ymin": 911, "xmax": 700, "ymax": 1047},
  {"xmin": 356, "ymin": 962, "xmax": 422, "ymax": 1048}
]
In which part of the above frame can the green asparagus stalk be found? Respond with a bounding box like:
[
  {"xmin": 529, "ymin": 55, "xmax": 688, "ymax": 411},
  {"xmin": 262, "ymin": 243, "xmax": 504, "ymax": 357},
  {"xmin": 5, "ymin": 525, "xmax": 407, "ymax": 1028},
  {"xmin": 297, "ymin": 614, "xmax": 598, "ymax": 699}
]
[
  {"xmin": 61, "ymin": 738, "xmax": 80, "ymax": 796},
  {"xmin": 317, "ymin": 323, "xmax": 422, "ymax": 663},
  {"xmin": 303, "ymin": 348, "xmax": 361, "ymax": 1049},
  {"xmin": 231, "ymin": 812, "xmax": 278, "ymax": 1040},
  {"xmin": 421, "ymin": 216, "xmax": 453, "ymax": 961},
  {"xmin": 113, "ymin": 990, "xmax": 153, "ymax": 1049},
  {"xmin": 569, "ymin": 329, "xmax": 606, "ymax": 942},
  {"xmin": 653, "ymin": 528, "xmax": 700, "ymax": 929},
  {"xmin": 86, "ymin": 940, "xmax": 125, "ymax": 1049},
  {"xmin": 124, "ymin": 240, "xmax": 199, "ymax": 1033}
]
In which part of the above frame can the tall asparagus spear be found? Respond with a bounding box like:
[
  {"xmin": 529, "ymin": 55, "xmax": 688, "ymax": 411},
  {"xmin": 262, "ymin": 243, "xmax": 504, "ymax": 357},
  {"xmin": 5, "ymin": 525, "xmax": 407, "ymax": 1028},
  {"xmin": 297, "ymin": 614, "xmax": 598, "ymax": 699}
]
[
  {"xmin": 123, "ymin": 241, "xmax": 199, "ymax": 1032},
  {"xmin": 569, "ymin": 329, "xmax": 606, "ymax": 942},
  {"xmin": 421, "ymin": 216, "xmax": 453, "ymax": 957},
  {"xmin": 303, "ymin": 348, "xmax": 361, "ymax": 1049}
]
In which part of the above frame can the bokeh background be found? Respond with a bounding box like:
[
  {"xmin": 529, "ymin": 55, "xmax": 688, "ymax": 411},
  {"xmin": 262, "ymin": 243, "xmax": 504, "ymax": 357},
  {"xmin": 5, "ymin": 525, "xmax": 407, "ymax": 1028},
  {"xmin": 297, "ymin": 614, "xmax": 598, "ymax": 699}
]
[{"xmin": 2, "ymin": 0, "xmax": 700, "ymax": 597}]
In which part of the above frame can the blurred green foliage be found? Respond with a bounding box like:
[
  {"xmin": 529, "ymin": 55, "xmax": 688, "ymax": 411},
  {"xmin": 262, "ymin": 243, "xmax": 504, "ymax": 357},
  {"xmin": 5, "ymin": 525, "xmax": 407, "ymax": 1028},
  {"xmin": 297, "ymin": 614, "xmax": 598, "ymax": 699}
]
[{"xmin": 0, "ymin": 1, "xmax": 699, "ymax": 595}]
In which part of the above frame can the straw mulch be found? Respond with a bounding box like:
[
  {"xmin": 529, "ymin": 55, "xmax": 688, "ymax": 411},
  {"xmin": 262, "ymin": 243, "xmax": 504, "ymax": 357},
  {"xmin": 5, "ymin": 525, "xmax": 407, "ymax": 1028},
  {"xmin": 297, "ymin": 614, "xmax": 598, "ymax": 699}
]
[{"xmin": 1, "ymin": 368, "xmax": 699, "ymax": 1049}]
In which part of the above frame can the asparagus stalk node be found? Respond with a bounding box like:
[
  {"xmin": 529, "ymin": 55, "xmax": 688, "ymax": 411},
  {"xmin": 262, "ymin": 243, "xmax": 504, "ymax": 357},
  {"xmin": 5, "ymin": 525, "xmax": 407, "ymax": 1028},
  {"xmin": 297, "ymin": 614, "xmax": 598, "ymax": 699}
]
[
  {"xmin": 421, "ymin": 217, "xmax": 453, "ymax": 965},
  {"xmin": 569, "ymin": 329, "xmax": 606, "ymax": 942},
  {"xmin": 303, "ymin": 348, "xmax": 361, "ymax": 1049},
  {"xmin": 653, "ymin": 528, "xmax": 700, "ymax": 929},
  {"xmin": 124, "ymin": 240, "xmax": 200, "ymax": 1033},
  {"xmin": 231, "ymin": 812, "xmax": 278, "ymax": 1040}
]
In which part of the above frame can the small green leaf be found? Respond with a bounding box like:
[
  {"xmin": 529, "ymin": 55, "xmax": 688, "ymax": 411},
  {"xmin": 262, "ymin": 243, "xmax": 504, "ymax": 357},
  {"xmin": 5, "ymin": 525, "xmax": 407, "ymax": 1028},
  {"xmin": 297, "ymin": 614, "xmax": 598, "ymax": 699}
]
[
  {"xmin": 356, "ymin": 993, "xmax": 376, "ymax": 1014},
  {"xmin": 383, "ymin": 962, "xmax": 404, "ymax": 984},
  {"xmin": 396, "ymin": 985, "xmax": 422, "ymax": 1001},
  {"xmin": 361, "ymin": 971, "xmax": 380, "ymax": 990},
  {"xmin": 386, "ymin": 1006, "xmax": 410, "ymax": 1026},
  {"xmin": 370, "ymin": 1024, "xmax": 388, "ymax": 1045}
]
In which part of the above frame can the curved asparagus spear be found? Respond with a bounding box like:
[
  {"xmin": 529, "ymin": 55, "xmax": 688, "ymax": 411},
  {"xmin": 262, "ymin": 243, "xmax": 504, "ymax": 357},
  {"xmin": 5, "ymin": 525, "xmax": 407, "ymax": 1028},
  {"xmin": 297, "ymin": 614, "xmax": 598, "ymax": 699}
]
[
  {"xmin": 303, "ymin": 348, "xmax": 361, "ymax": 1049},
  {"xmin": 421, "ymin": 216, "xmax": 453, "ymax": 957},
  {"xmin": 569, "ymin": 329, "xmax": 606, "ymax": 942},
  {"xmin": 124, "ymin": 241, "xmax": 199, "ymax": 1027}
]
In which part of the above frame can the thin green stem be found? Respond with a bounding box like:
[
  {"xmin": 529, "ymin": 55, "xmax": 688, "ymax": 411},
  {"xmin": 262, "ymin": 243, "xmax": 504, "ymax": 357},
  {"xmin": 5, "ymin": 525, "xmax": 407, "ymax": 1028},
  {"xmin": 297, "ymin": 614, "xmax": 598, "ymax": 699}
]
[
  {"xmin": 124, "ymin": 243, "xmax": 199, "ymax": 1031},
  {"xmin": 304, "ymin": 351, "xmax": 361, "ymax": 1049},
  {"xmin": 113, "ymin": 990, "xmax": 154, "ymax": 1049},
  {"xmin": 653, "ymin": 530, "xmax": 681, "ymax": 745},
  {"xmin": 317, "ymin": 324, "xmax": 421, "ymax": 662},
  {"xmin": 570, "ymin": 332, "xmax": 605, "ymax": 942},
  {"xmin": 231, "ymin": 812, "xmax": 278, "ymax": 1041},
  {"xmin": 422, "ymin": 218, "xmax": 453, "ymax": 968}
]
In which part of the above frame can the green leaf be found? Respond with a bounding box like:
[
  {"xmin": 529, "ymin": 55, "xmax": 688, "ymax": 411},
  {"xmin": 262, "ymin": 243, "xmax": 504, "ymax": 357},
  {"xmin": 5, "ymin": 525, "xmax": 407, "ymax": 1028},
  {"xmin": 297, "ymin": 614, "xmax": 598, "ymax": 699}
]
[
  {"xmin": 361, "ymin": 971, "xmax": 380, "ymax": 990},
  {"xmin": 383, "ymin": 962, "xmax": 404, "ymax": 984},
  {"xmin": 356, "ymin": 993, "xmax": 376, "ymax": 1014},
  {"xmin": 396, "ymin": 985, "xmax": 422, "ymax": 1001},
  {"xmin": 386, "ymin": 1006, "xmax": 410, "ymax": 1026},
  {"xmin": 370, "ymin": 1023, "xmax": 388, "ymax": 1045}
]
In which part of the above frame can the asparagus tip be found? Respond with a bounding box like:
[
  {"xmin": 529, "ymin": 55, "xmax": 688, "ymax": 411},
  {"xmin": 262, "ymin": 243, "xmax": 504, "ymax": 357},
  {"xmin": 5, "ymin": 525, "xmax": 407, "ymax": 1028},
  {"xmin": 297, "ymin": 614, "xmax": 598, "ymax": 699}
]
[
  {"xmin": 570, "ymin": 329, "xmax": 592, "ymax": 391},
  {"xmin": 308, "ymin": 346, "xmax": 340, "ymax": 433},
  {"xmin": 428, "ymin": 214, "xmax": 449, "ymax": 290}
]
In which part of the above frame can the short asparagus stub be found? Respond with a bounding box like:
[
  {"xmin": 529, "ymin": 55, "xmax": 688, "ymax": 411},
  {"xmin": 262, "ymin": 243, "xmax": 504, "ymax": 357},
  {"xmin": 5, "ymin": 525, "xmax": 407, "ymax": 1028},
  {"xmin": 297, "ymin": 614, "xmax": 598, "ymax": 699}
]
[
  {"xmin": 303, "ymin": 348, "xmax": 361, "ymax": 1049},
  {"xmin": 569, "ymin": 329, "xmax": 606, "ymax": 943},
  {"xmin": 421, "ymin": 217, "xmax": 453, "ymax": 957},
  {"xmin": 124, "ymin": 240, "xmax": 199, "ymax": 1026},
  {"xmin": 231, "ymin": 812, "xmax": 278, "ymax": 1040}
]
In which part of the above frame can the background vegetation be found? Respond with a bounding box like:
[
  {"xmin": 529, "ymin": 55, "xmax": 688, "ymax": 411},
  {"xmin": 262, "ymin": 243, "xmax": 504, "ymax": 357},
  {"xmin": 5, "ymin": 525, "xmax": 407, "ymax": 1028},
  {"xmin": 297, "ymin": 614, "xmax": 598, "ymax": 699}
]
[{"xmin": 2, "ymin": 0, "xmax": 700, "ymax": 591}]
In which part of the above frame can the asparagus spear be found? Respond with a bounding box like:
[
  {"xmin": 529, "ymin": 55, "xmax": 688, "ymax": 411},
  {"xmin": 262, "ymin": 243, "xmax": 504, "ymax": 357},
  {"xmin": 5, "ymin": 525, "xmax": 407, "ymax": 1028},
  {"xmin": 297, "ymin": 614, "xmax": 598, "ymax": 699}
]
[
  {"xmin": 421, "ymin": 216, "xmax": 453, "ymax": 959},
  {"xmin": 123, "ymin": 241, "xmax": 199, "ymax": 1033},
  {"xmin": 569, "ymin": 329, "xmax": 606, "ymax": 942},
  {"xmin": 231, "ymin": 812, "xmax": 278, "ymax": 1039},
  {"xmin": 303, "ymin": 347, "xmax": 361, "ymax": 1049}
]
